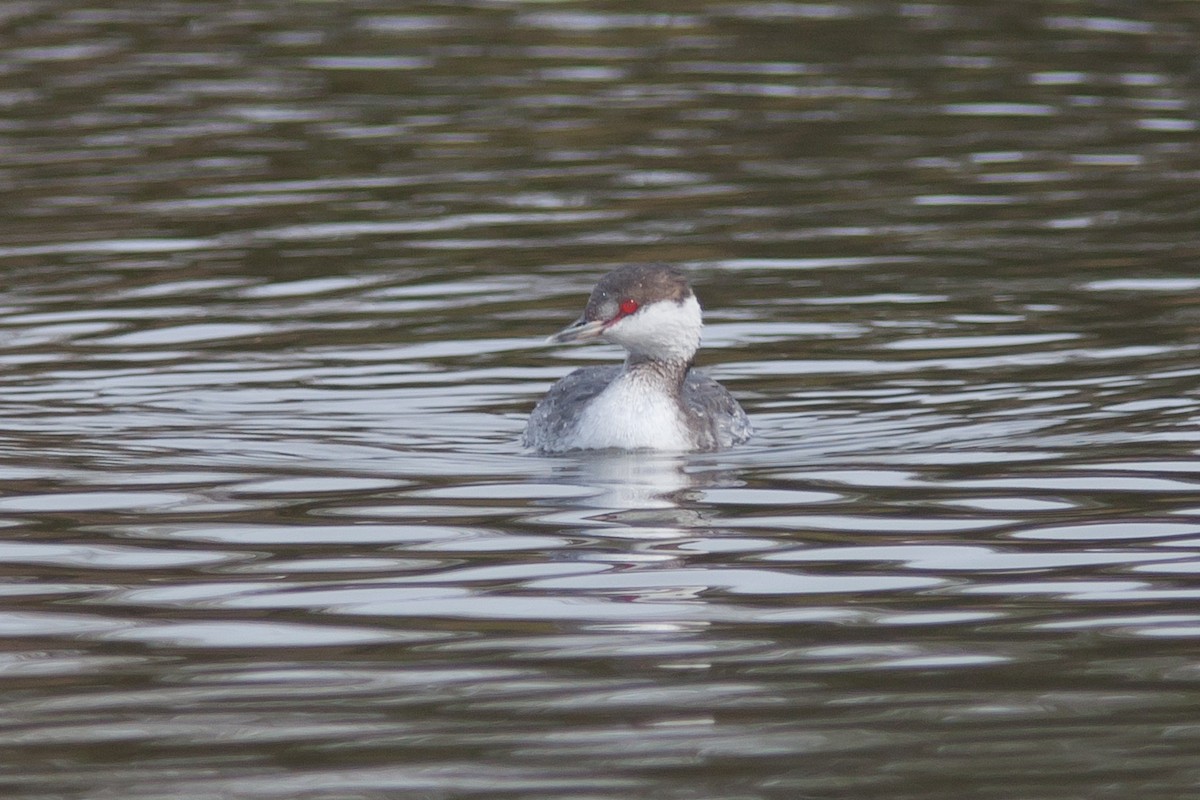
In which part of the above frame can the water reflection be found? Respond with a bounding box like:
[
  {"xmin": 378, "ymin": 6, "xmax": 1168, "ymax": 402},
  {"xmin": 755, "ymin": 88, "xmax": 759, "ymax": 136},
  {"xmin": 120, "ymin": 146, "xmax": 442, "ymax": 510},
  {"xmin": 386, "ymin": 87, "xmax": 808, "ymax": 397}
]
[
  {"xmin": 3, "ymin": 0, "xmax": 1200, "ymax": 798},
  {"xmin": 544, "ymin": 452, "xmax": 697, "ymax": 510}
]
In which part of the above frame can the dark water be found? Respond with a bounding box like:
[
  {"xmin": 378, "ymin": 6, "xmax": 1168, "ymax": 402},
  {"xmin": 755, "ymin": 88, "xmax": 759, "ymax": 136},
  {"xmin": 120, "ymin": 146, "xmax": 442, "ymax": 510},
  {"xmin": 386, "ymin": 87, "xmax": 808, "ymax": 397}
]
[{"xmin": 3, "ymin": 2, "xmax": 1200, "ymax": 798}]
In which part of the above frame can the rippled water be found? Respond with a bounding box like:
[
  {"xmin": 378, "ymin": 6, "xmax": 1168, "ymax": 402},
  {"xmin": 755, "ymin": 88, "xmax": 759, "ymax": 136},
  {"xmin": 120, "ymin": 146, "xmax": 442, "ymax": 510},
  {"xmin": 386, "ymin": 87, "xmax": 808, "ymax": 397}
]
[{"xmin": 3, "ymin": 2, "xmax": 1200, "ymax": 798}]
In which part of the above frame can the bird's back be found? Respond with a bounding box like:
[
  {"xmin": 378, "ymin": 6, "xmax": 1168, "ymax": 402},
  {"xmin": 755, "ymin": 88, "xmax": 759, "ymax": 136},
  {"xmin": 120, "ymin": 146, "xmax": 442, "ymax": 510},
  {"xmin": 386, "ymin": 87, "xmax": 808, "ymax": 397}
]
[{"xmin": 680, "ymin": 368, "xmax": 753, "ymax": 450}]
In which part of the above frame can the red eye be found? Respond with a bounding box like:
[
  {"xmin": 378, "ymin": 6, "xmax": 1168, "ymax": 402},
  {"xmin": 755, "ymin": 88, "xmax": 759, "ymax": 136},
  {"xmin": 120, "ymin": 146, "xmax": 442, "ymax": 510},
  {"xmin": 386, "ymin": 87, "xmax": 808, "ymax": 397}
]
[{"xmin": 619, "ymin": 299, "xmax": 639, "ymax": 316}]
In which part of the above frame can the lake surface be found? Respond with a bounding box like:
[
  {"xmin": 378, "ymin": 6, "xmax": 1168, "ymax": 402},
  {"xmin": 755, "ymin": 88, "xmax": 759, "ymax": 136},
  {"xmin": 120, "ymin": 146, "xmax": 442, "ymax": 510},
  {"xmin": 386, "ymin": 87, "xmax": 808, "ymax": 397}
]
[{"xmin": 2, "ymin": 2, "xmax": 1200, "ymax": 798}]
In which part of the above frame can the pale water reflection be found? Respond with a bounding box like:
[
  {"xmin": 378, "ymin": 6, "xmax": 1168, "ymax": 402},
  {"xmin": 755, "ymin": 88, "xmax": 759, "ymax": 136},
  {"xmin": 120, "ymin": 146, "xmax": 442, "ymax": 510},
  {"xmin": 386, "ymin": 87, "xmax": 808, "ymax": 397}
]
[{"xmin": 3, "ymin": 1, "xmax": 1200, "ymax": 798}]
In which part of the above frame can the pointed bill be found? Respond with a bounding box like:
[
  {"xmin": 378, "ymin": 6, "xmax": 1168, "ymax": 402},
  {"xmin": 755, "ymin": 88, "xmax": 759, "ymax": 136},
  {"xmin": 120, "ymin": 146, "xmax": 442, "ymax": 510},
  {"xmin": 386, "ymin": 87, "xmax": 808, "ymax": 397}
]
[{"xmin": 548, "ymin": 316, "xmax": 606, "ymax": 344}]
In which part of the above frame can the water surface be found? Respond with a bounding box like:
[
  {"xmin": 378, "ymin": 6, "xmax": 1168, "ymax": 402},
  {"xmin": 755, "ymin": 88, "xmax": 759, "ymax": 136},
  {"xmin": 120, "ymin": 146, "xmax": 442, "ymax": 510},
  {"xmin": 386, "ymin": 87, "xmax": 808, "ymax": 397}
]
[{"xmin": 2, "ymin": 2, "xmax": 1200, "ymax": 798}]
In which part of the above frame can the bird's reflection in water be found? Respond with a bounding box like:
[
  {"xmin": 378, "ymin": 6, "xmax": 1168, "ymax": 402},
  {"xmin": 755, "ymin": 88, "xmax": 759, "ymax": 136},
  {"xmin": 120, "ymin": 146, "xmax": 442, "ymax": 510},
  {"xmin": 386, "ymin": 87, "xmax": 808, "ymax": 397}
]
[{"xmin": 543, "ymin": 451, "xmax": 745, "ymax": 532}]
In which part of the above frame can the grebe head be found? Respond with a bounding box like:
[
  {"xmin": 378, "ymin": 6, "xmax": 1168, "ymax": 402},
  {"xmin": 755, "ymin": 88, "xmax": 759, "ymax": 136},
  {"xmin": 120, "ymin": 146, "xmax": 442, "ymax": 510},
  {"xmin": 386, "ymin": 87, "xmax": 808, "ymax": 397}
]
[{"xmin": 549, "ymin": 264, "xmax": 703, "ymax": 363}]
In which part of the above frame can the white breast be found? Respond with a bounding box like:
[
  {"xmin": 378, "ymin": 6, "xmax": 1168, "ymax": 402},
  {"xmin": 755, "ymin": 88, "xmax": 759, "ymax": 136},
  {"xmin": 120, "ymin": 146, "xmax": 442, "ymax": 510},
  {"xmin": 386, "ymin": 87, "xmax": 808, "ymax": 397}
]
[{"xmin": 569, "ymin": 371, "xmax": 693, "ymax": 451}]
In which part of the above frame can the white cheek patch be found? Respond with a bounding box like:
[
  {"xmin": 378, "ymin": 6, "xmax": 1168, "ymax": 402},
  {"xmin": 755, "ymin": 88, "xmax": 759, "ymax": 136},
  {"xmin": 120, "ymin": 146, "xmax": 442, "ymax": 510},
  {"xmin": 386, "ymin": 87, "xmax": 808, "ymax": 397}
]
[{"xmin": 604, "ymin": 295, "xmax": 702, "ymax": 361}]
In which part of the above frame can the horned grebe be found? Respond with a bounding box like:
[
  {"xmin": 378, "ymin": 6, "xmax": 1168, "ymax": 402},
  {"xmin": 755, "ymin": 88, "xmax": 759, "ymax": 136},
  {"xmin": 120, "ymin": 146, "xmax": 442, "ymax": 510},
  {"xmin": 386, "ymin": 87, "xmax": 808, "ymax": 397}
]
[{"xmin": 523, "ymin": 265, "xmax": 752, "ymax": 453}]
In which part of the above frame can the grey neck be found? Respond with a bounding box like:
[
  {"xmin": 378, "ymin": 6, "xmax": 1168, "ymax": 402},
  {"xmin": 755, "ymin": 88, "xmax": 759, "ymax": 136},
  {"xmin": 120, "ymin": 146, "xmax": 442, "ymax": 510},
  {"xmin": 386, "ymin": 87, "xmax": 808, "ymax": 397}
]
[{"xmin": 624, "ymin": 353, "xmax": 692, "ymax": 388}]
